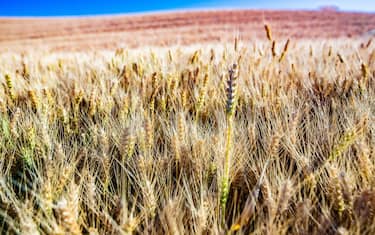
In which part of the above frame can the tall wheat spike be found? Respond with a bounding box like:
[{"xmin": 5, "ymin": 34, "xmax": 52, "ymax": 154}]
[
  {"xmin": 264, "ymin": 24, "xmax": 272, "ymax": 41},
  {"xmin": 220, "ymin": 63, "xmax": 238, "ymax": 220},
  {"xmin": 279, "ymin": 39, "xmax": 290, "ymax": 62}
]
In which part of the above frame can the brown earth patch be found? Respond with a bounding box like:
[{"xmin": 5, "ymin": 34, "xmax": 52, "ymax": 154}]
[{"xmin": 0, "ymin": 10, "xmax": 374, "ymax": 51}]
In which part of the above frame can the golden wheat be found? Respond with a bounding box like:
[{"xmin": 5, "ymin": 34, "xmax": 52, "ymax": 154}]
[{"xmin": 0, "ymin": 37, "xmax": 373, "ymax": 234}]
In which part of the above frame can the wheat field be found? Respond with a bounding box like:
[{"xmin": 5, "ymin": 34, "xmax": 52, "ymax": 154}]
[{"xmin": 0, "ymin": 34, "xmax": 374, "ymax": 234}]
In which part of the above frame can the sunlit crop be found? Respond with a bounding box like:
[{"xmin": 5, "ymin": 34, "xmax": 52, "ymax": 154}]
[{"xmin": 0, "ymin": 31, "xmax": 374, "ymax": 234}]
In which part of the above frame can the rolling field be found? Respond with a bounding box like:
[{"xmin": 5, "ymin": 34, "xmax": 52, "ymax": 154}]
[
  {"xmin": 0, "ymin": 10, "xmax": 375, "ymax": 51},
  {"xmin": 0, "ymin": 10, "xmax": 374, "ymax": 235}
]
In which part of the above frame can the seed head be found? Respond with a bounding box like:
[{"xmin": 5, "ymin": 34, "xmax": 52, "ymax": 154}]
[
  {"xmin": 5, "ymin": 74, "xmax": 15, "ymax": 101},
  {"xmin": 264, "ymin": 24, "xmax": 272, "ymax": 41},
  {"xmin": 226, "ymin": 64, "xmax": 238, "ymax": 117}
]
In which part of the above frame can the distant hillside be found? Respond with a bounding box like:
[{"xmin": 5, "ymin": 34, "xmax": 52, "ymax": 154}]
[{"xmin": 0, "ymin": 10, "xmax": 374, "ymax": 51}]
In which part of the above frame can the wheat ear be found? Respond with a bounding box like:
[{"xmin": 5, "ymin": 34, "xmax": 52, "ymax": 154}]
[{"xmin": 220, "ymin": 64, "xmax": 238, "ymax": 220}]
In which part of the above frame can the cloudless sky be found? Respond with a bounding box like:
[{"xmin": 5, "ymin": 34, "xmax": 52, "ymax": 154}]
[{"xmin": 0, "ymin": 0, "xmax": 374, "ymax": 16}]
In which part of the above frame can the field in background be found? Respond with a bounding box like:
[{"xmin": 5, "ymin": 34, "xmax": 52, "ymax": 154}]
[{"xmin": 0, "ymin": 10, "xmax": 375, "ymax": 51}]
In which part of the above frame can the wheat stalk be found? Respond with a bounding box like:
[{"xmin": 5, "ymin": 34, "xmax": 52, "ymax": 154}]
[{"xmin": 220, "ymin": 64, "xmax": 238, "ymax": 220}]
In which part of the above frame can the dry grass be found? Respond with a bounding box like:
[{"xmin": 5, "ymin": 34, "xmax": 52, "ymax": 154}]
[{"xmin": 0, "ymin": 36, "xmax": 374, "ymax": 234}]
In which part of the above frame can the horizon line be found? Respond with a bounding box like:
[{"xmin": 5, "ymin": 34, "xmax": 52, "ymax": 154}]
[{"xmin": 0, "ymin": 7, "xmax": 372, "ymax": 19}]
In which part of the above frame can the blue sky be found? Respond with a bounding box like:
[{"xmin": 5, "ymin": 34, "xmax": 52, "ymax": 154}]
[{"xmin": 0, "ymin": 0, "xmax": 374, "ymax": 16}]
